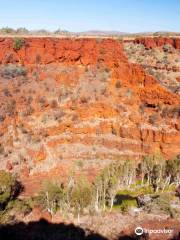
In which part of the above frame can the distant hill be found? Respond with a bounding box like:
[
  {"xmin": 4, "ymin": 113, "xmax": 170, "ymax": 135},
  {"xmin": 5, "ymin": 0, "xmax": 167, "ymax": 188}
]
[
  {"xmin": 0, "ymin": 27, "xmax": 179, "ymax": 37},
  {"xmin": 76, "ymin": 30, "xmax": 128, "ymax": 36}
]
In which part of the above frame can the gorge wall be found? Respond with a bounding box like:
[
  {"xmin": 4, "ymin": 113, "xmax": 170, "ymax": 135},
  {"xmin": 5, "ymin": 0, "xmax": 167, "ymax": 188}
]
[
  {"xmin": 134, "ymin": 37, "xmax": 180, "ymax": 49},
  {"xmin": 0, "ymin": 37, "xmax": 179, "ymax": 193}
]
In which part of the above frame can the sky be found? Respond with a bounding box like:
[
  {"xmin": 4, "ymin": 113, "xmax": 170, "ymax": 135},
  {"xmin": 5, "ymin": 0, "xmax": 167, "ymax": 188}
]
[{"xmin": 0, "ymin": 0, "xmax": 179, "ymax": 33}]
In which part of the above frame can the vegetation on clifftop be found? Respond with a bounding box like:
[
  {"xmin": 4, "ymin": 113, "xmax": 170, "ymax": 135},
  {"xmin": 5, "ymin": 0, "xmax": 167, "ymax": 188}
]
[{"xmin": 13, "ymin": 38, "xmax": 25, "ymax": 50}]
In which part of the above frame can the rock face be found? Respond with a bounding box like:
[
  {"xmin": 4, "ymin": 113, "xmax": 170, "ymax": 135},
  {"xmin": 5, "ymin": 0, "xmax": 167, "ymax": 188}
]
[
  {"xmin": 134, "ymin": 37, "xmax": 180, "ymax": 49},
  {"xmin": 124, "ymin": 37, "xmax": 180, "ymax": 94},
  {"xmin": 0, "ymin": 37, "xmax": 125, "ymax": 65},
  {"xmin": 0, "ymin": 37, "xmax": 179, "ymax": 194}
]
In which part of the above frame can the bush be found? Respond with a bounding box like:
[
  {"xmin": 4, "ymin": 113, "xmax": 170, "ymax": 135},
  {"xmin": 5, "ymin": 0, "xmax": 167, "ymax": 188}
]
[
  {"xmin": 0, "ymin": 210, "xmax": 14, "ymax": 224},
  {"xmin": 50, "ymin": 99, "xmax": 58, "ymax": 108},
  {"xmin": 0, "ymin": 115, "xmax": 5, "ymax": 122},
  {"xmin": 6, "ymin": 99, "xmax": 16, "ymax": 116},
  {"xmin": 38, "ymin": 96, "xmax": 47, "ymax": 108},
  {"xmin": 125, "ymin": 89, "xmax": 133, "ymax": 98},
  {"xmin": 117, "ymin": 186, "xmax": 153, "ymax": 198},
  {"xmin": 120, "ymin": 199, "xmax": 137, "ymax": 213},
  {"xmin": 115, "ymin": 81, "xmax": 121, "ymax": 88},
  {"xmin": 22, "ymin": 105, "xmax": 35, "ymax": 116},
  {"xmin": 6, "ymin": 199, "xmax": 32, "ymax": 216},
  {"xmin": 163, "ymin": 44, "xmax": 172, "ymax": 53},
  {"xmin": 0, "ymin": 27, "xmax": 16, "ymax": 34},
  {"xmin": 0, "ymin": 144, "xmax": 5, "ymax": 154},
  {"xmin": 13, "ymin": 38, "xmax": 25, "ymax": 50},
  {"xmin": 149, "ymin": 114, "xmax": 158, "ymax": 124},
  {"xmin": 1, "ymin": 65, "xmax": 27, "ymax": 79},
  {"xmin": 144, "ymin": 194, "xmax": 174, "ymax": 216},
  {"xmin": 54, "ymin": 110, "xmax": 65, "ymax": 122},
  {"xmin": 3, "ymin": 88, "xmax": 11, "ymax": 97},
  {"xmin": 16, "ymin": 28, "xmax": 29, "ymax": 35},
  {"xmin": 0, "ymin": 171, "xmax": 22, "ymax": 209}
]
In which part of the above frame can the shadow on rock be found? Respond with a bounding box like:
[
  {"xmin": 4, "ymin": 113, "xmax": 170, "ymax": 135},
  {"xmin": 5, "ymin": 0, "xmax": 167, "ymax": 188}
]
[
  {"xmin": 0, "ymin": 218, "xmax": 107, "ymax": 240},
  {"xmin": 0, "ymin": 218, "xmax": 179, "ymax": 240}
]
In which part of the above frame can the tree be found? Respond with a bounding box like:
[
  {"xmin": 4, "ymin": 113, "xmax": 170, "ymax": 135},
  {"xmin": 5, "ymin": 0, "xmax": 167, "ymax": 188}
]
[
  {"xmin": 137, "ymin": 153, "xmax": 165, "ymax": 191},
  {"xmin": 37, "ymin": 181, "xmax": 65, "ymax": 215},
  {"xmin": 92, "ymin": 162, "xmax": 123, "ymax": 212},
  {"xmin": 105, "ymin": 162, "xmax": 120, "ymax": 211},
  {"xmin": 139, "ymin": 154, "xmax": 163, "ymax": 186},
  {"xmin": 151, "ymin": 164, "xmax": 162, "ymax": 192},
  {"xmin": 116, "ymin": 160, "xmax": 136, "ymax": 188},
  {"xmin": 92, "ymin": 164, "xmax": 115, "ymax": 212},
  {"xmin": 107, "ymin": 175, "xmax": 118, "ymax": 211},
  {"xmin": 92, "ymin": 176, "xmax": 101, "ymax": 212},
  {"xmin": 98, "ymin": 167, "xmax": 110, "ymax": 210},
  {"xmin": 163, "ymin": 156, "xmax": 180, "ymax": 190},
  {"xmin": 70, "ymin": 176, "xmax": 92, "ymax": 222},
  {"xmin": 175, "ymin": 185, "xmax": 180, "ymax": 199},
  {"xmin": 150, "ymin": 153, "xmax": 165, "ymax": 192}
]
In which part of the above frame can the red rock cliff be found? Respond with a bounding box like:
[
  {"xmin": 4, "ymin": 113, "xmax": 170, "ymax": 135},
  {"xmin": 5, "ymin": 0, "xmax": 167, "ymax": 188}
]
[
  {"xmin": 134, "ymin": 37, "xmax": 180, "ymax": 49},
  {"xmin": 0, "ymin": 37, "xmax": 179, "ymax": 188}
]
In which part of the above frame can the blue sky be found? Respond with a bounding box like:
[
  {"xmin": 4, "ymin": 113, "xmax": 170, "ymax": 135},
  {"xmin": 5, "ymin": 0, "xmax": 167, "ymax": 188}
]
[{"xmin": 0, "ymin": 0, "xmax": 179, "ymax": 32}]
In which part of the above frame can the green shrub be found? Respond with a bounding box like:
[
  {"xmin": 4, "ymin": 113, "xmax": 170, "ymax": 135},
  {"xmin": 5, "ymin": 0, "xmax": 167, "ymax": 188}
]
[
  {"xmin": 163, "ymin": 44, "xmax": 171, "ymax": 52},
  {"xmin": 13, "ymin": 38, "xmax": 25, "ymax": 50},
  {"xmin": 6, "ymin": 199, "xmax": 32, "ymax": 216},
  {"xmin": 120, "ymin": 199, "xmax": 137, "ymax": 212},
  {"xmin": 117, "ymin": 185, "xmax": 153, "ymax": 197},
  {"xmin": 0, "ymin": 171, "xmax": 21, "ymax": 209},
  {"xmin": 0, "ymin": 210, "xmax": 14, "ymax": 224},
  {"xmin": 114, "ymin": 190, "xmax": 138, "ymax": 213}
]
